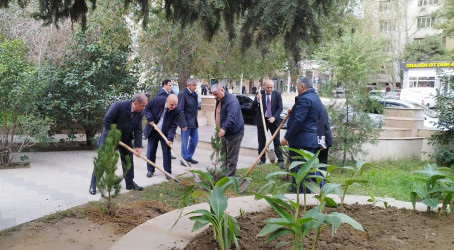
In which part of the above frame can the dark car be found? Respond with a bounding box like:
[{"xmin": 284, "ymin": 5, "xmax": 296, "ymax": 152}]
[{"xmin": 234, "ymin": 94, "xmax": 257, "ymax": 125}]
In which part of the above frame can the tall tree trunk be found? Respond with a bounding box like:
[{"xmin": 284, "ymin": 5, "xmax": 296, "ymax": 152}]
[{"xmin": 177, "ymin": 45, "xmax": 193, "ymax": 90}]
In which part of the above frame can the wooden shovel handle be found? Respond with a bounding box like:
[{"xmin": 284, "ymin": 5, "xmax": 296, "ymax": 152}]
[
  {"xmin": 118, "ymin": 141, "xmax": 177, "ymax": 181},
  {"xmin": 150, "ymin": 123, "xmax": 192, "ymax": 171},
  {"xmin": 258, "ymin": 91, "xmax": 269, "ymax": 141},
  {"xmin": 245, "ymin": 111, "xmax": 290, "ymax": 176}
]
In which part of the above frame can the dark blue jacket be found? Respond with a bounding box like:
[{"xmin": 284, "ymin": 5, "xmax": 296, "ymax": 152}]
[
  {"xmin": 317, "ymin": 104, "xmax": 332, "ymax": 148},
  {"xmin": 97, "ymin": 100, "xmax": 143, "ymax": 148},
  {"xmin": 215, "ymin": 91, "xmax": 244, "ymax": 138},
  {"xmin": 177, "ymin": 87, "xmax": 199, "ymax": 128},
  {"xmin": 143, "ymin": 96, "xmax": 180, "ymax": 142},
  {"xmin": 252, "ymin": 90, "xmax": 283, "ymax": 126},
  {"xmin": 156, "ymin": 88, "xmax": 169, "ymax": 98},
  {"xmin": 284, "ymin": 89, "xmax": 322, "ymax": 149}
]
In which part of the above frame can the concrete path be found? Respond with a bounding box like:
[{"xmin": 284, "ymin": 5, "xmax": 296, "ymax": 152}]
[{"xmin": 0, "ymin": 125, "xmax": 263, "ymax": 231}]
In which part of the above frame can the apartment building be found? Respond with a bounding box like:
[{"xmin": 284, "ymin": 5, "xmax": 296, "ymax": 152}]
[{"xmin": 364, "ymin": 0, "xmax": 453, "ymax": 91}]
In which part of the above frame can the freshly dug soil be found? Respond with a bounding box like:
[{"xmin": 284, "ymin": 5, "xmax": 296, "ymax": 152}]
[
  {"xmin": 0, "ymin": 199, "xmax": 174, "ymax": 250},
  {"xmin": 186, "ymin": 204, "xmax": 454, "ymax": 250}
]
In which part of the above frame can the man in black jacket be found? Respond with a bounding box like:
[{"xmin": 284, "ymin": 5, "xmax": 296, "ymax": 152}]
[
  {"xmin": 144, "ymin": 94, "xmax": 180, "ymax": 179},
  {"xmin": 89, "ymin": 93, "xmax": 148, "ymax": 195},
  {"xmin": 211, "ymin": 84, "xmax": 244, "ymax": 176},
  {"xmin": 177, "ymin": 78, "xmax": 199, "ymax": 165},
  {"xmin": 156, "ymin": 79, "xmax": 173, "ymax": 97},
  {"xmin": 253, "ymin": 79, "xmax": 284, "ymax": 167}
]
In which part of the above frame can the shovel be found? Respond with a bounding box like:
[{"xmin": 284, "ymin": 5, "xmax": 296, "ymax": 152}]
[
  {"xmin": 238, "ymin": 112, "xmax": 290, "ymax": 193},
  {"xmin": 150, "ymin": 122, "xmax": 200, "ymax": 182},
  {"xmin": 258, "ymin": 90, "xmax": 276, "ymax": 164},
  {"xmin": 118, "ymin": 141, "xmax": 180, "ymax": 183}
]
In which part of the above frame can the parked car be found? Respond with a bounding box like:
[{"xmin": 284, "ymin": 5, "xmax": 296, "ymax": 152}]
[
  {"xmin": 400, "ymin": 87, "xmax": 437, "ymax": 108},
  {"xmin": 234, "ymin": 94, "xmax": 258, "ymax": 125},
  {"xmin": 377, "ymin": 99, "xmax": 438, "ymax": 128},
  {"xmin": 369, "ymin": 89, "xmax": 388, "ymax": 100},
  {"xmin": 387, "ymin": 89, "xmax": 401, "ymax": 100}
]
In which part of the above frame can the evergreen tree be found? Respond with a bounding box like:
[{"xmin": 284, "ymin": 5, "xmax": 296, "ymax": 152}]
[{"xmin": 93, "ymin": 125, "xmax": 130, "ymax": 215}]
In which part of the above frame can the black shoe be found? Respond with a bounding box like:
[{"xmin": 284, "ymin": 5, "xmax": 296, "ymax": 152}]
[
  {"xmin": 146, "ymin": 171, "xmax": 154, "ymax": 178},
  {"xmin": 278, "ymin": 161, "xmax": 285, "ymax": 169},
  {"xmin": 187, "ymin": 158, "xmax": 199, "ymax": 164},
  {"xmin": 258, "ymin": 159, "xmax": 265, "ymax": 165},
  {"xmin": 166, "ymin": 175, "xmax": 171, "ymax": 180},
  {"xmin": 171, "ymin": 155, "xmax": 177, "ymax": 159},
  {"xmin": 126, "ymin": 182, "xmax": 143, "ymax": 191},
  {"xmin": 89, "ymin": 185, "xmax": 96, "ymax": 195}
]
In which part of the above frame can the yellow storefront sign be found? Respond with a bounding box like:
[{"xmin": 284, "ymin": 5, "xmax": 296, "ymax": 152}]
[{"xmin": 403, "ymin": 61, "xmax": 454, "ymax": 68}]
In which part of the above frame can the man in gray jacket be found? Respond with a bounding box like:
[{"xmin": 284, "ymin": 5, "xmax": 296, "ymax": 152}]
[{"xmin": 211, "ymin": 84, "xmax": 244, "ymax": 176}]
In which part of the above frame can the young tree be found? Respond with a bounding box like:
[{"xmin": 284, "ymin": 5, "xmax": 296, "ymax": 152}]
[
  {"xmin": 316, "ymin": 30, "xmax": 385, "ymax": 166},
  {"xmin": 403, "ymin": 35, "xmax": 450, "ymax": 62},
  {"xmin": 0, "ymin": 36, "xmax": 51, "ymax": 166},
  {"xmin": 93, "ymin": 125, "xmax": 130, "ymax": 215},
  {"xmin": 429, "ymin": 70, "xmax": 454, "ymax": 166}
]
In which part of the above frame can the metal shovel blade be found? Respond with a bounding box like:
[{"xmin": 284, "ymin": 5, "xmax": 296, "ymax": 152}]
[
  {"xmin": 238, "ymin": 178, "xmax": 251, "ymax": 193},
  {"xmin": 266, "ymin": 149, "xmax": 276, "ymax": 163}
]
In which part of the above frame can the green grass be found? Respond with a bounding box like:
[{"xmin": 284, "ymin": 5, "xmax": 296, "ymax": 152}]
[
  {"xmin": 139, "ymin": 164, "xmax": 285, "ymax": 208},
  {"xmin": 328, "ymin": 158, "xmax": 431, "ymax": 201},
  {"xmin": 139, "ymin": 158, "xmax": 433, "ymax": 207}
]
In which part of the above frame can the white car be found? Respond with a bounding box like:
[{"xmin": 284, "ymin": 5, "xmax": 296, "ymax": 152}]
[{"xmin": 400, "ymin": 87, "xmax": 437, "ymax": 108}]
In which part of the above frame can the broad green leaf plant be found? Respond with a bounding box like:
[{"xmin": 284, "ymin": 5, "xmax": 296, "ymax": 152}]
[
  {"xmin": 256, "ymin": 148, "xmax": 364, "ymax": 249},
  {"xmin": 410, "ymin": 163, "xmax": 454, "ymax": 214},
  {"xmin": 174, "ymin": 170, "xmax": 240, "ymax": 250},
  {"xmin": 339, "ymin": 160, "xmax": 375, "ymax": 206}
]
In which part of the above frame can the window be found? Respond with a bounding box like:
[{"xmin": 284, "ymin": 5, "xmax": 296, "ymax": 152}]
[
  {"xmin": 380, "ymin": 21, "xmax": 395, "ymax": 31},
  {"xmin": 418, "ymin": 0, "xmax": 438, "ymax": 6},
  {"xmin": 379, "ymin": 1, "xmax": 391, "ymax": 11},
  {"xmin": 409, "ymin": 76, "xmax": 435, "ymax": 87},
  {"xmin": 417, "ymin": 16, "xmax": 435, "ymax": 28}
]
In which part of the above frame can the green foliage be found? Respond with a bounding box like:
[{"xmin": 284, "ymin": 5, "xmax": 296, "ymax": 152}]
[
  {"xmin": 429, "ymin": 70, "xmax": 454, "ymax": 166},
  {"xmin": 434, "ymin": 0, "xmax": 454, "ymax": 37},
  {"xmin": 0, "ymin": 35, "xmax": 51, "ymax": 166},
  {"xmin": 175, "ymin": 171, "xmax": 240, "ymax": 250},
  {"xmin": 256, "ymin": 148, "xmax": 364, "ymax": 250},
  {"xmin": 139, "ymin": 9, "xmax": 288, "ymax": 90},
  {"xmin": 37, "ymin": 5, "xmax": 138, "ymax": 145},
  {"xmin": 316, "ymin": 30, "xmax": 385, "ymax": 165},
  {"xmin": 337, "ymin": 161, "xmax": 375, "ymax": 206},
  {"xmin": 93, "ymin": 125, "xmax": 129, "ymax": 215},
  {"xmin": 410, "ymin": 163, "xmax": 454, "ymax": 214},
  {"xmin": 208, "ymin": 126, "xmax": 226, "ymax": 181},
  {"xmin": 402, "ymin": 35, "xmax": 450, "ymax": 62}
]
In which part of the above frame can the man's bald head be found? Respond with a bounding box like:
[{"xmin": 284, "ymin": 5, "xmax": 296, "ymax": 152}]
[
  {"xmin": 264, "ymin": 80, "xmax": 274, "ymax": 94},
  {"xmin": 166, "ymin": 94, "xmax": 178, "ymax": 110}
]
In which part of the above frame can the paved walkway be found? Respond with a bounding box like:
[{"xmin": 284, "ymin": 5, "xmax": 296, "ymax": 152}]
[{"xmin": 0, "ymin": 125, "xmax": 264, "ymax": 231}]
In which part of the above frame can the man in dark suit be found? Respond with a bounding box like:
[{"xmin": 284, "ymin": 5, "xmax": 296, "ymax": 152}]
[
  {"xmin": 89, "ymin": 93, "xmax": 148, "ymax": 195},
  {"xmin": 155, "ymin": 79, "xmax": 177, "ymax": 160},
  {"xmin": 143, "ymin": 94, "xmax": 180, "ymax": 179},
  {"xmin": 281, "ymin": 77, "xmax": 322, "ymax": 193},
  {"xmin": 177, "ymin": 78, "xmax": 199, "ymax": 165},
  {"xmin": 211, "ymin": 84, "xmax": 244, "ymax": 176},
  {"xmin": 253, "ymin": 79, "xmax": 284, "ymax": 167},
  {"xmin": 156, "ymin": 79, "xmax": 173, "ymax": 98}
]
